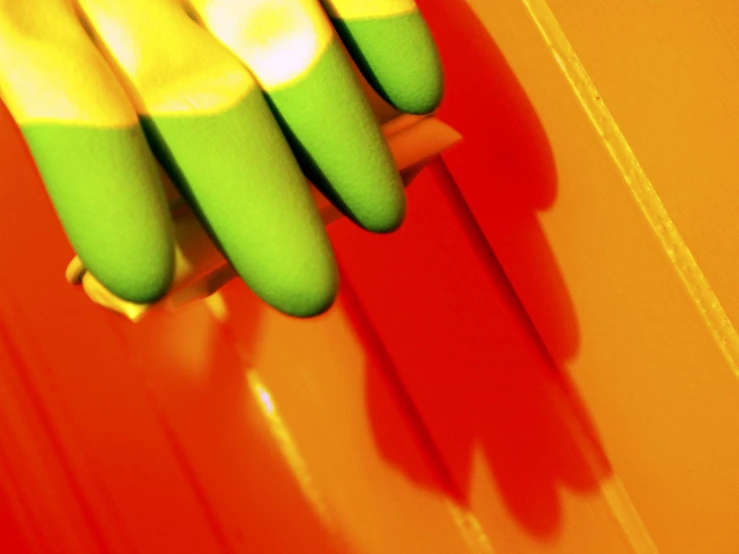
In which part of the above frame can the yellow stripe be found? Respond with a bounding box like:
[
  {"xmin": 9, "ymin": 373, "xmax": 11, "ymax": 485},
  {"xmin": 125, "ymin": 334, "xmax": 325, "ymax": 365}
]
[
  {"xmin": 546, "ymin": 375, "xmax": 659, "ymax": 553},
  {"xmin": 188, "ymin": 0, "xmax": 333, "ymax": 90},
  {"xmin": 445, "ymin": 501, "xmax": 496, "ymax": 554},
  {"xmin": 521, "ymin": 0, "xmax": 739, "ymax": 380},
  {"xmin": 246, "ymin": 371, "xmax": 333, "ymax": 529},
  {"xmin": 599, "ymin": 477, "xmax": 659, "ymax": 554},
  {"xmin": 77, "ymin": 0, "xmax": 256, "ymax": 116},
  {"xmin": 321, "ymin": 0, "xmax": 416, "ymax": 20},
  {"xmin": 0, "ymin": 5, "xmax": 138, "ymax": 127}
]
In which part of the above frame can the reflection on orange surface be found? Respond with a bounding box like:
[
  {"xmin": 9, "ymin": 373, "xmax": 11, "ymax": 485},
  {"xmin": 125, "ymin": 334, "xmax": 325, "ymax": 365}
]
[
  {"xmin": 246, "ymin": 371, "xmax": 332, "ymax": 529},
  {"xmin": 207, "ymin": 279, "xmax": 491, "ymax": 553}
]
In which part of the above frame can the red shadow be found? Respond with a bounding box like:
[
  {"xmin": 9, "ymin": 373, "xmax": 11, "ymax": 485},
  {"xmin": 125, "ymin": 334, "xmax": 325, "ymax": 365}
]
[
  {"xmin": 330, "ymin": 0, "xmax": 611, "ymax": 539},
  {"xmin": 0, "ymin": 1, "xmax": 611, "ymax": 546}
]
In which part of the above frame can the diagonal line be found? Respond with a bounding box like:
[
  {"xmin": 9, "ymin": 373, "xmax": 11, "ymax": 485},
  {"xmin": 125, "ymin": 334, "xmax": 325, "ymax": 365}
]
[
  {"xmin": 521, "ymin": 0, "xmax": 739, "ymax": 380},
  {"xmin": 432, "ymin": 157, "xmax": 656, "ymax": 553},
  {"xmin": 337, "ymin": 273, "xmax": 495, "ymax": 553},
  {"xmin": 0, "ymin": 297, "xmax": 114, "ymax": 554}
]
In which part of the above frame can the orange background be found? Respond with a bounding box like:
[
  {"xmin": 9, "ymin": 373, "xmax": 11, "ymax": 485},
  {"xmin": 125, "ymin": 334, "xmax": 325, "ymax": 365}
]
[{"xmin": 0, "ymin": 1, "xmax": 737, "ymax": 552}]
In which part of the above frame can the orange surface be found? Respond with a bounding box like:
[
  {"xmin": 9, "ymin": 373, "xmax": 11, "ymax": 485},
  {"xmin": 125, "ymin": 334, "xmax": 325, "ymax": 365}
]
[
  {"xmin": 1, "ymin": 0, "xmax": 738, "ymax": 552},
  {"xmin": 460, "ymin": 0, "xmax": 739, "ymax": 552}
]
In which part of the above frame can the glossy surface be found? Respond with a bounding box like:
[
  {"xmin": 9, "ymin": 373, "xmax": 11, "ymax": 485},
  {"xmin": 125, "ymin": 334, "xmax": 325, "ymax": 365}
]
[{"xmin": 1, "ymin": 0, "xmax": 738, "ymax": 552}]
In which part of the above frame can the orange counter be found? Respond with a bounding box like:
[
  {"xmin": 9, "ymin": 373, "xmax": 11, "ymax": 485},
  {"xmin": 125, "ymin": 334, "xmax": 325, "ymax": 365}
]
[{"xmin": 0, "ymin": 1, "xmax": 737, "ymax": 552}]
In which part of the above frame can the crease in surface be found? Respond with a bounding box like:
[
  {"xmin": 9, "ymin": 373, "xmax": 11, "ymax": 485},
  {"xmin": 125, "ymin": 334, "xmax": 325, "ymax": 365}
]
[
  {"xmin": 245, "ymin": 371, "xmax": 333, "ymax": 531},
  {"xmin": 547, "ymin": 371, "xmax": 659, "ymax": 554},
  {"xmin": 520, "ymin": 0, "xmax": 739, "ymax": 382},
  {"xmin": 445, "ymin": 499, "xmax": 496, "ymax": 554},
  {"xmin": 514, "ymin": 1, "xmax": 733, "ymax": 552}
]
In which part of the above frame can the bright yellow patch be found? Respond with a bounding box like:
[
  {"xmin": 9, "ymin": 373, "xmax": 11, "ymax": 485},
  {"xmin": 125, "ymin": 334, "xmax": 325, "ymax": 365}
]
[
  {"xmin": 321, "ymin": 0, "xmax": 417, "ymax": 20},
  {"xmin": 77, "ymin": 0, "xmax": 256, "ymax": 116},
  {"xmin": 187, "ymin": 0, "xmax": 334, "ymax": 90},
  {"xmin": 0, "ymin": 1, "xmax": 137, "ymax": 126}
]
